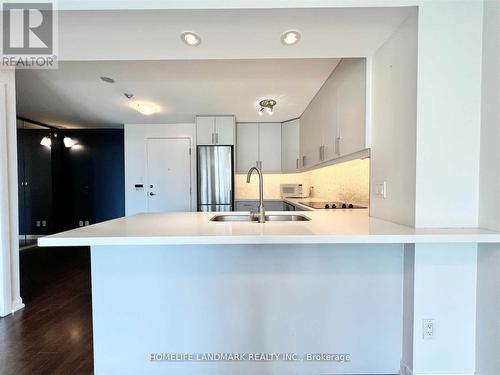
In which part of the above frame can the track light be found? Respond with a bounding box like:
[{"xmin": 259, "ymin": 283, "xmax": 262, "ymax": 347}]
[
  {"xmin": 63, "ymin": 137, "xmax": 75, "ymax": 148},
  {"xmin": 40, "ymin": 136, "xmax": 51, "ymax": 148},
  {"xmin": 258, "ymin": 99, "xmax": 277, "ymax": 116}
]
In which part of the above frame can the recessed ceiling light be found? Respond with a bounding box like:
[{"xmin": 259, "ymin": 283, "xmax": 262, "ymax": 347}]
[
  {"xmin": 181, "ymin": 31, "xmax": 201, "ymax": 46},
  {"xmin": 281, "ymin": 30, "xmax": 301, "ymax": 46},
  {"xmin": 100, "ymin": 76, "xmax": 115, "ymax": 83}
]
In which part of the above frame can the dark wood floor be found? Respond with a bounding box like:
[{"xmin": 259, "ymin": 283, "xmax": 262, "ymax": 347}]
[{"xmin": 0, "ymin": 247, "xmax": 93, "ymax": 375}]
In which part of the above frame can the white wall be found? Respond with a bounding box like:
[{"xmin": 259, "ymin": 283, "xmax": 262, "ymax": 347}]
[
  {"xmin": 478, "ymin": 0, "xmax": 500, "ymax": 233},
  {"xmin": 0, "ymin": 70, "xmax": 23, "ymax": 317},
  {"xmin": 401, "ymin": 244, "xmax": 415, "ymax": 374},
  {"xmin": 402, "ymin": 244, "xmax": 478, "ymax": 375},
  {"xmin": 92, "ymin": 243, "xmax": 403, "ymax": 374},
  {"xmin": 476, "ymin": 244, "xmax": 500, "ymax": 375},
  {"xmin": 124, "ymin": 124, "xmax": 197, "ymax": 215},
  {"xmin": 476, "ymin": 1, "xmax": 500, "ymax": 374},
  {"xmin": 370, "ymin": 11, "xmax": 417, "ymax": 227},
  {"xmin": 414, "ymin": 1, "xmax": 484, "ymax": 227}
]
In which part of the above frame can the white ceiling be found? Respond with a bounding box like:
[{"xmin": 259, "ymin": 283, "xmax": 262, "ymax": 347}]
[
  {"xmin": 16, "ymin": 59, "xmax": 341, "ymax": 127},
  {"xmin": 57, "ymin": 7, "xmax": 413, "ymax": 61},
  {"xmin": 16, "ymin": 6, "xmax": 415, "ymax": 128}
]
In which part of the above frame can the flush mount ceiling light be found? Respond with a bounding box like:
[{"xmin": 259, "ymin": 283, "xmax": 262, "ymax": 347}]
[
  {"xmin": 258, "ymin": 99, "xmax": 277, "ymax": 116},
  {"xmin": 40, "ymin": 136, "xmax": 51, "ymax": 148},
  {"xmin": 130, "ymin": 101, "xmax": 159, "ymax": 116},
  {"xmin": 123, "ymin": 93, "xmax": 159, "ymax": 115},
  {"xmin": 181, "ymin": 31, "xmax": 201, "ymax": 46},
  {"xmin": 281, "ymin": 30, "xmax": 301, "ymax": 46},
  {"xmin": 100, "ymin": 76, "xmax": 115, "ymax": 83}
]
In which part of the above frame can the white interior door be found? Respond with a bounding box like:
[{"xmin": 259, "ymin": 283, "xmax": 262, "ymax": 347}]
[{"xmin": 146, "ymin": 138, "xmax": 192, "ymax": 212}]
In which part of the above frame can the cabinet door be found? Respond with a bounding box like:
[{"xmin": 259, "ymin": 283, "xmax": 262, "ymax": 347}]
[
  {"xmin": 299, "ymin": 111, "xmax": 322, "ymax": 168},
  {"xmin": 259, "ymin": 123, "xmax": 282, "ymax": 173},
  {"xmin": 281, "ymin": 119, "xmax": 300, "ymax": 173},
  {"xmin": 235, "ymin": 201, "xmax": 259, "ymax": 212},
  {"xmin": 236, "ymin": 123, "xmax": 259, "ymax": 173},
  {"xmin": 336, "ymin": 59, "xmax": 366, "ymax": 156},
  {"xmin": 215, "ymin": 116, "xmax": 235, "ymax": 145},
  {"xmin": 196, "ymin": 116, "xmax": 215, "ymax": 145}
]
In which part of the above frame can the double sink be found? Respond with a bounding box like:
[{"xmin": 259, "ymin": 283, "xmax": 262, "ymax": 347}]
[{"xmin": 211, "ymin": 214, "xmax": 311, "ymax": 222}]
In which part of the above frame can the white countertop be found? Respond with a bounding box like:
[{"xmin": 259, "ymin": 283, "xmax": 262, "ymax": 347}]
[{"xmin": 38, "ymin": 208, "xmax": 500, "ymax": 246}]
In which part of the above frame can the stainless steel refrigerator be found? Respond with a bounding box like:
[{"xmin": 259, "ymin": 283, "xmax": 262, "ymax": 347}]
[{"xmin": 197, "ymin": 145, "xmax": 234, "ymax": 212}]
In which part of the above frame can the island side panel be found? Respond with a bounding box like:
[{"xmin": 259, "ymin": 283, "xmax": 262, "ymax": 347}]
[{"xmin": 90, "ymin": 244, "xmax": 403, "ymax": 375}]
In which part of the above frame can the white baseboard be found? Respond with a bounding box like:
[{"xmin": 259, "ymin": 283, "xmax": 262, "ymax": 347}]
[
  {"xmin": 400, "ymin": 362, "xmax": 474, "ymax": 375},
  {"xmin": 401, "ymin": 361, "xmax": 413, "ymax": 375},
  {"xmin": 11, "ymin": 297, "xmax": 24, "ymax": 313}
]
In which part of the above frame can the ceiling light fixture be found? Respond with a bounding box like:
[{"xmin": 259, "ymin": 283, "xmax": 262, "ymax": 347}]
[
  {"xmin": 181, "ymin": 31, "xmax": 201, "ymax": 46},
  {"xmin": 129, "ymin": 101, "xmax": 159, "ymax": 116},
  {"xmin": 258, "ymin": 99, "xmax": 277, "ymax": 116},
  {"xmin": 123, "ymin": 93, "xmax": 159, "ymax": 115},
  {"xmin": 63, "ymin": 136, "xmax": 75, "ymax": 148},
  {"xmin": 40, "ymin": 136, "xmax": 51, "ymax": 148},
  {"xmin": 100, "ymin": 76, "xmax": 115, "ymax": 83},
  {"xmin": 281, "ymin": 30, "xmax": 301, "ymax": 46}
]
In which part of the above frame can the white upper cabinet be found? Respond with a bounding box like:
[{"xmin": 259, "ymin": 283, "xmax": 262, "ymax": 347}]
[
  {"xmin": 196, "ymin": 116, "xmax": 235, "ymax": 145},
  {"xmin": 300, "ymin": 58, "xmax": 367, "ymax": 168},
  {"xmin": 335, "ymin": 59, "xmax": 367, "ymax": 157},
  {"xmin": 236, "ymin": 122, "xmax": 281, "ymax": 173},
  {"xmin": 196, "ymin": 116, "xmax": 215, "ymax": 145},
  {"xmin": 281, "ymin": 119, "xmax": 300, "ymax": 173},
  {"xmin": 236, "ymin": 123, "xmax": 259, "ymax": 173},
  {"xmin": 215, "ymin": 116, "xmax": 235, "ymax": 145},
  {"xmin": 259, "ymin": 123, "xmax": 282, "ymax": 173}
]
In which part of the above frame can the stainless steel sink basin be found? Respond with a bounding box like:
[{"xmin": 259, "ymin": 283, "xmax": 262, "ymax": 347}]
[{"xmin": 210, "ymin": 214, "xmax": 311, "ymax": 222}]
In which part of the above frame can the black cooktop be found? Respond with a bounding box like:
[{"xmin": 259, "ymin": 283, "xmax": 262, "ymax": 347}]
[{"xmin": 301, "ymin": 201, "xmax": 367, "ymax": 209}]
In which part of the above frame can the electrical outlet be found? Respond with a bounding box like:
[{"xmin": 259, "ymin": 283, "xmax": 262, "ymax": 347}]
[
  {"xmin": 84, "ymin": 220, "xmax": 89, "ymax": 226},
  {"xmin": 36, "ymin": 220, "xmax": 40, "ymax": 227},
  {"xmin": 79, "ymin": 220, "xmax": 83, "ymax": 227},
  {"xmin": 374, "ymin": 181, "xmax": 387, "ymax": 199},
  {"xmin": 423, "ymin": 319, "xmax": 435, "ymax": 339},
  {"xmin": 41, "ymin": 220, "xmax": 46, "ymax": 227}
]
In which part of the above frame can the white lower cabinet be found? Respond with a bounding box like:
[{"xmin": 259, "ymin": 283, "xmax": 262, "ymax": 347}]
[{"xmin": 236, "ymin": 122, "xmax": 281, "ymax": 173}]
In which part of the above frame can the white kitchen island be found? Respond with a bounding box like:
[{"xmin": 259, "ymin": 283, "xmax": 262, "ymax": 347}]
[{"xmin": 38, "ymin": 210, "xmax": 500, "ymax": 375}]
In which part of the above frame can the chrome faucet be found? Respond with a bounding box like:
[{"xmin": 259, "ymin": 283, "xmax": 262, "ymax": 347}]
[{"xmin": 246, "ymin": 166, "xmax": 265, "ymax": 223}]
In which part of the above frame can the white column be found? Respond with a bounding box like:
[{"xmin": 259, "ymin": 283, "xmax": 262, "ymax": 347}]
[
  {"xmin": 402, "ymin": 244, "xmax": 478, "ymax": 375},
  {"xmin": 0, "ymin": 69, "xmax": 23, "ymax": 317}
]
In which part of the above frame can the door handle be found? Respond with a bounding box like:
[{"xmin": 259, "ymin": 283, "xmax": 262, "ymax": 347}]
[{"xmin": 149, "ymin": 192, "xmax": 156, "ymax": 196}]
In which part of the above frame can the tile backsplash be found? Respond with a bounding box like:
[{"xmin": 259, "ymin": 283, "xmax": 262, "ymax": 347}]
[{"xmin": 235, "ymin": 158, "xmax": 370, "ymax": 206}]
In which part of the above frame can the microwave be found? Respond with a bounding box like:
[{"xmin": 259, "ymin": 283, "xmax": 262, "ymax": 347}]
[{"xmin": 280, "ymin": 184, "xmax": 308, "ymax": 198}]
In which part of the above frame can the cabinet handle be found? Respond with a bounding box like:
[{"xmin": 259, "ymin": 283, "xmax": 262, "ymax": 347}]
[
  {"xmin": 211, "ymin": 133, "xmax": 215, "ymax": 144},
  {"xmin": 215, "ymin": 133, "xmax": 219, "ymax": 144},
  {"xmin": 302, "ymin": 155, "xmax": 306, "ymax": 167},
  {"xmin": 296, "ymin": 158, "xmax": 299, "ymax": 169},
  {"xmin": 319, "ymin": 145, "xmax": 326, "ymax": 161},
  {"xmin": 336, "ymin": 137, "xmax": 341, "ymax": 156}
]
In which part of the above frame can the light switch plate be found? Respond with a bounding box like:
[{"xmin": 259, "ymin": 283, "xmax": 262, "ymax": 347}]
[{"xmin": 374, "ymin": 181, "xmax": 387, "ymax": 199}]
